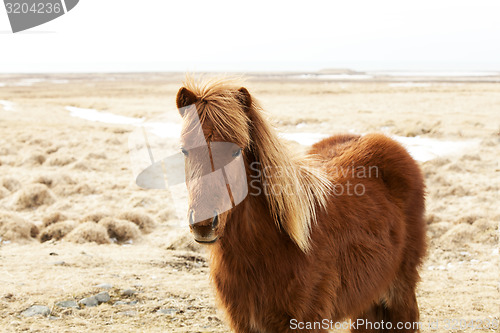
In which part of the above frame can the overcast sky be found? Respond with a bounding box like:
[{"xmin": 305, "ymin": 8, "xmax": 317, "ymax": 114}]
[{"xmin": 1, "ymin": 0, "xmax": 499, "ymax": 73}]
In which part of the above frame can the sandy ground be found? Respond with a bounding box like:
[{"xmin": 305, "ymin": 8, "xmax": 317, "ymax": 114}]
[{"xmin": 0, "ymin": 73, "xmax": 499, "ymax": 332}]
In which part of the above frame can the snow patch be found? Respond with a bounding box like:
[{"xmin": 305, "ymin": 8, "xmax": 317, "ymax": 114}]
[
  {"xmin": 0, "ymin": 100, "xmax": 15, "ymax": 112},
  {"xmin": 66, "ymin": 106, "xmax": 144, "ymax": 125}
]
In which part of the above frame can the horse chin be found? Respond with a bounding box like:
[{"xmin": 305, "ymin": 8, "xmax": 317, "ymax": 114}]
[{"xmin": 194, "ymin": 237, "xmax": 218, "ymax": 244}]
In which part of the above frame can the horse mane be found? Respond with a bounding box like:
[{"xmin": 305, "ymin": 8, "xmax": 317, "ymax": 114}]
[{"xmin": 182, "ymin": 75, "xmax": 332, "ymax": 252}]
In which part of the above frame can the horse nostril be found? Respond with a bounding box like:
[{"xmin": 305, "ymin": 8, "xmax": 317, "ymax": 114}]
[
  {"xmin": 189, "ymin": 210, "xmax": 195, "ymax": 225},
  {"xmin": 212, "ymin": 211, "xmax": 219, "ymax": 229}
]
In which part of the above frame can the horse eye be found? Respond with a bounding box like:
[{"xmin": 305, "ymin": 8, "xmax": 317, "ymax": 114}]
[
  {"xmin": 181, "ymin": 147, "xmax": 189, "ymax": 156},
  {"xmin": 232, "ymin": 148, "xmax": 242, "ymax": 157}
]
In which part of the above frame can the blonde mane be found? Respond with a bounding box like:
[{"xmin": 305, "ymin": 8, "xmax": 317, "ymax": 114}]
[{"xmin": 182, "ymin": 76, "xmax": 332, "ymax": 252}]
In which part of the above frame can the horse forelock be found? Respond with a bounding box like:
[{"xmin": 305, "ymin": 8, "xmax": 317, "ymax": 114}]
[{"xmin": 182, "ymin": 75, "xmax": 251, "ymax": 147}]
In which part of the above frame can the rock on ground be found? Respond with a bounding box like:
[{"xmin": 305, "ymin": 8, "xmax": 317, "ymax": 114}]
[
  {"xmin": 79, "ymin": 296, "xmax": 99, "ymax": 307},
  {"xmin": 95, "ymin": 292, "xmax": 110, "ymax": 303},
  {"xmin": 55, "ymin": 300, "xmax": 79, "ymax": 309},
  {"xmin": 21, "ymin": 305, "xmax": 50, "ymax": 317}
]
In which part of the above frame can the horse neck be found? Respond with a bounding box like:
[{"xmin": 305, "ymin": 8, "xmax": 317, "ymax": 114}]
[{"xmin": 210, "ymin": 132, "xmax": 320, "ymax": 264}]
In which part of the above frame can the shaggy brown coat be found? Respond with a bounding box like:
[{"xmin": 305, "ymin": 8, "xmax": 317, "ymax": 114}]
[{"xmin": 177, "ymin": 77, "xmax": 426, "ymax": 333}]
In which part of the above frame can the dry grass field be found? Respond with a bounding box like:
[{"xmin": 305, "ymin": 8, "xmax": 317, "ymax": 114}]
[{"xmin": 0, "ymin": 73, "xmax": 499, "ymax": 332}]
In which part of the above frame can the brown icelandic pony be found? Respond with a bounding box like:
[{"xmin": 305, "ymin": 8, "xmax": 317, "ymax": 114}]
[{"xmin": 176, "ymin": 77, "xmax": 426, "ymax": 333}]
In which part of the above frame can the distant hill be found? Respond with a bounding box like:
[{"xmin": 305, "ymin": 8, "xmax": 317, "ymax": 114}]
[{"xmin": 317, "ymin": 68, "xmax": 366, "ymax": 75}]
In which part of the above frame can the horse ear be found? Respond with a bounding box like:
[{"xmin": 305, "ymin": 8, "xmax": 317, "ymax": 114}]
[
  {"xmin": 177, "ymin": 87, "xmax": 198, "ymax": 115},
  {"xmin": 237, "ymin": 87, "xmax": 252, "ymax": 112}
]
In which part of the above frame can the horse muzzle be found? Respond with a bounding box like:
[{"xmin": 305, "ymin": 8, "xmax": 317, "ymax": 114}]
[{"xmin": 189, "ymin": 209, "xmax": 219, "ymax": 244}]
